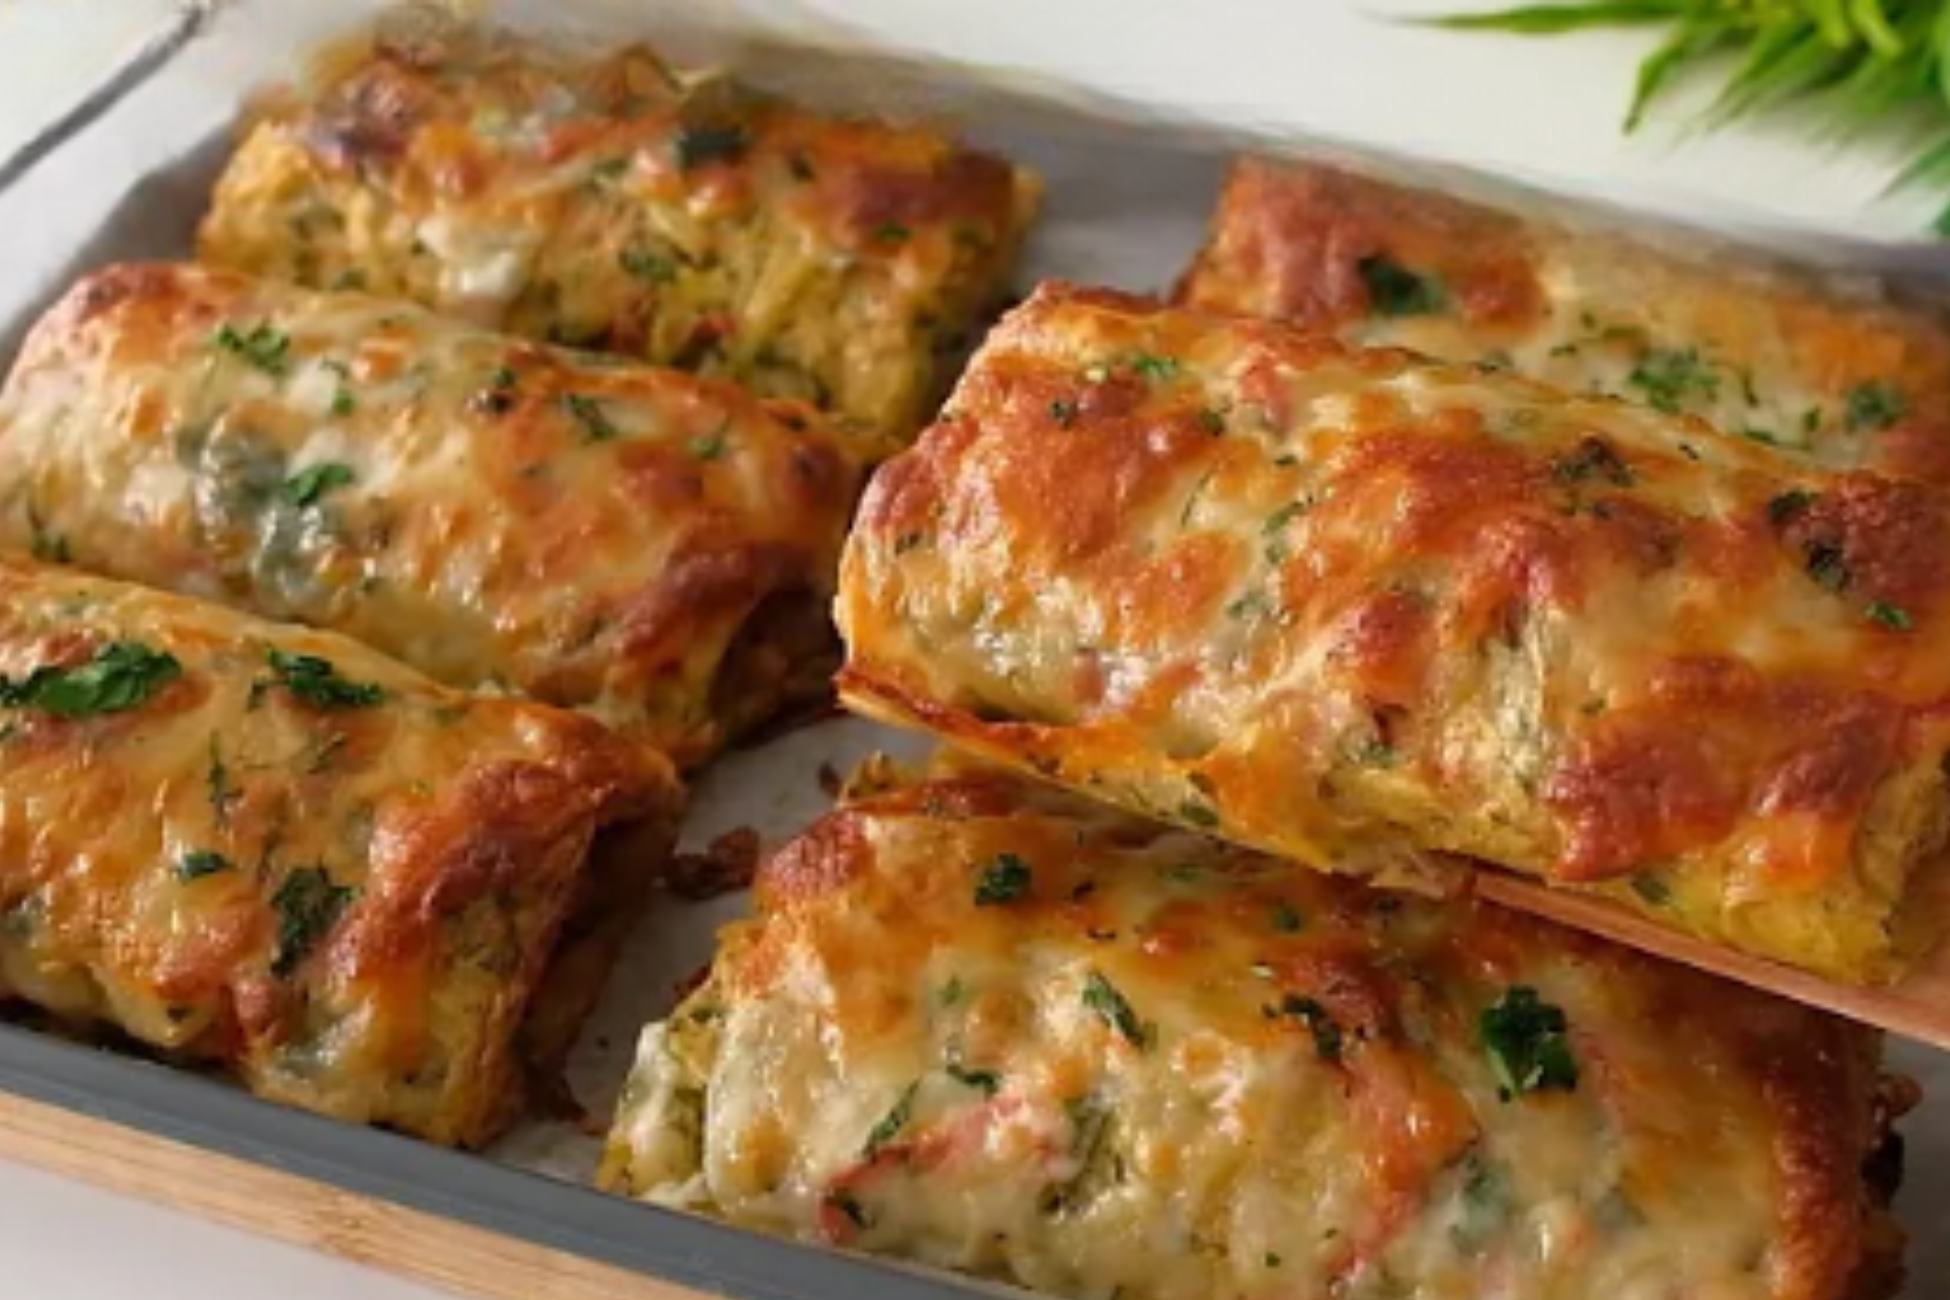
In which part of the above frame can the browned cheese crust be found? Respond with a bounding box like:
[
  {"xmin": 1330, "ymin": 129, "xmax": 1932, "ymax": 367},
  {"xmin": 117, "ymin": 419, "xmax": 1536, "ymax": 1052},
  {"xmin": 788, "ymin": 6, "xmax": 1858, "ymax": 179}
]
[
  {"xmin": 0, "ymin": 557, "xmax": 679, "ymax": 1147},
  {"xmin": 197, "ymin": 23, "xmax": 1037, "ymax": 458}
]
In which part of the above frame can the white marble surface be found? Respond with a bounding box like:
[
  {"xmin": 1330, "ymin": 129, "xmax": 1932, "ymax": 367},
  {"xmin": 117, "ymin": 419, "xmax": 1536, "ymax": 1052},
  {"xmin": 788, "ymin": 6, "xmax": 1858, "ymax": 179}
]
[{"xmin": 0, "ymin": 4, "xmax": 1942, "ymax": 1300}]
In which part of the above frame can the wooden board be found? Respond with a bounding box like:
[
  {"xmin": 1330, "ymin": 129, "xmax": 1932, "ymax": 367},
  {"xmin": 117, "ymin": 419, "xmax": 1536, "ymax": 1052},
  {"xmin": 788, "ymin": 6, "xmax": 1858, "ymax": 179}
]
[
  {"xmin": 0, "ymin": 1089, "xmax": 720, "ymax": 1300},
  {"xmin": 1477, "ymin": 874, "xmax": 1950, "ymax": 1047}
]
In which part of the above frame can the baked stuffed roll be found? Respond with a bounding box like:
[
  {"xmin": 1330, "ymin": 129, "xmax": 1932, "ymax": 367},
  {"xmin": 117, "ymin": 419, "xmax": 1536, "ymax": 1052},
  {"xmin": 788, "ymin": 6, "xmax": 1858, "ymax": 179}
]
[
  {"xmin": 196, "ymin": 22, "xmax": 1036, "ymax": 460},
  {"xmin": 0, "ymin": 556, "xmax": 679, "ymax": 1147},
  {"xmin": 1175, "ymin": 158, "xmax": 1950, "ymax": 481},
  {"xmin": 601, "ymin": 760, "xmax": 1909, "ymax": 1300},
  {"xmin": 0, "ymin": 262, "xmax": 858, "ymax": 768},
  {"xmin": 837, "ymin": 283, "xmax": 1950, "ymax": 984}
]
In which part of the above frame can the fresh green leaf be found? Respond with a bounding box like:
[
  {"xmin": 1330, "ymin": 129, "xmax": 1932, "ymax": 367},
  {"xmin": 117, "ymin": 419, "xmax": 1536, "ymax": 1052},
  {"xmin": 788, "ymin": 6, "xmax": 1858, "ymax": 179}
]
[
  {"xmin": 1480, "ymin": 986, "xmax": 1579, "ymax": 1100},
  {"xmin": 260, "ymin": 649, "xmax": 385, "ymax": 710},
  {"xmin": 280, "ymin": 462, "xmax": 355, "ymax": 507},
  {"xmin": 0, "ymin": 642, "xmax": 181, "ymax": 718},
  {"xmin": 1423, "ymin": 2, "xmax": 1686, "ymax": 35}
]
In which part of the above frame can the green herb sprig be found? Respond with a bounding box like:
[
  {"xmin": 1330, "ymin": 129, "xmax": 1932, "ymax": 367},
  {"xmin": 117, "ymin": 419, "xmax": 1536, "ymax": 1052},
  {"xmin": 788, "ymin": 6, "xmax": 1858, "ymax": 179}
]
[{"xmin": 1430, "ymin": 0, "xmax": 1950, "ymax": 232}]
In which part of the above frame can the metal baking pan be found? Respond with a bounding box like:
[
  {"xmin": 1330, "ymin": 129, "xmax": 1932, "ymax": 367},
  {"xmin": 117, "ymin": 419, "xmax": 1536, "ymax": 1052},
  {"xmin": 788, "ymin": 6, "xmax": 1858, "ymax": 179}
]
[{"xmin": 0, "ymin": 3, "xmax": 1942, "ymax": 1298}]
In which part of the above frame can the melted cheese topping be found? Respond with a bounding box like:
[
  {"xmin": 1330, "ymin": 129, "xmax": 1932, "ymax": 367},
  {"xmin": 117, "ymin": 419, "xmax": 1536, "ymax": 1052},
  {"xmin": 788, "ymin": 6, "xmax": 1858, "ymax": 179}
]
[
  {"xmin": 837, "ymin": 284, "xmax": 1950, "ymax": 984},
  {"xmin": 196, "ymin": 26, "xmax": 1037, "ymax": 458},
  {"xmin": 0, "ymin": 557, "xmax": 675, "ymax": 1147},
  {"xmin": 1176, "ymin": 160, "xmax": 1950, "ymax": 481},
  {"xmin": 0, "ymin": 262, "xmax": 860, "ymax": 767},
  {"xmin": 603, "ymin": 764, "xmax": 1897, "ymax": 1300}
]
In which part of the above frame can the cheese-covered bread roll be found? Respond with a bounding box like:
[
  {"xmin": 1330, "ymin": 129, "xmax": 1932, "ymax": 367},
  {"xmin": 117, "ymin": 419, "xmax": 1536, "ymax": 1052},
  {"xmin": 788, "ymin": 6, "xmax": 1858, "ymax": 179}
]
[
  {"xmin": 197, "ymin": 24, "xmax": 1036, "ymax": 458},
  {"xmin": 838, "ymin": 283, "xmax": 1950, "ymax": 984},
  {"xmin": 1177, "ymin": 158, "xmax": 1950, "ymax": 480},
  {"xmin": 0, "ymin": 262, "xmax": 857, "ymax": 767},
  {"xmin": 0, "ymin": 557, "xmax": 679, "ymax": 1147},
  {"xmin": 603, "ymin": 762, "xmax": 1908, "ymax": 1300}
]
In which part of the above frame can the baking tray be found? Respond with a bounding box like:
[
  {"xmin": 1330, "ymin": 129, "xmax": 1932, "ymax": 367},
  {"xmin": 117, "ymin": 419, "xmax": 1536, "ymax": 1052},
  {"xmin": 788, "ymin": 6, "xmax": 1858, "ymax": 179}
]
[{"xmin": 0, "ymin": 3, "xmax": 1944, "ymax": 1298}]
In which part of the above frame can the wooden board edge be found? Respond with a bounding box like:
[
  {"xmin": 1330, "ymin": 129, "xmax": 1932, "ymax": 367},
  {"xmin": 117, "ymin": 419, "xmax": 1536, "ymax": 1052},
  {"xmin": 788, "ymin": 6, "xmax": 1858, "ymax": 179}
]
[
  {"xmin": 0, "ymin": 1089, "xmax": 725, "ymax": 1300},
  {"xmin": 1475, "ymin": 874, "xmax": 1950, "ymax": 1048}
]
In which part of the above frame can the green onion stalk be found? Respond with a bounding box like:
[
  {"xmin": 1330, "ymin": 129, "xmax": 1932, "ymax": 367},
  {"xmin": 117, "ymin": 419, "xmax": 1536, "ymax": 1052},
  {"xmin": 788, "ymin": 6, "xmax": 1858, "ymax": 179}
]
[{"xmin": 1428, "ymin": 0, "xmax": 1950, "ymax": 232}]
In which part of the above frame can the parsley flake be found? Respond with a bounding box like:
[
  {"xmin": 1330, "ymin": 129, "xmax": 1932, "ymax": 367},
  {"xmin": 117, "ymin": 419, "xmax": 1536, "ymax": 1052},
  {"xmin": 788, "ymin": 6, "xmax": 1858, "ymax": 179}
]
[
  {"xmin": 1356, "ymin": 255, "xmax": 1444, "ymax": 317},
  {"xmin": 1805, "ymin": 542, "xmax": 1851, "ymax": 594},
  {"xmin": 1846, "ymin": 380, "xmax": 1907, "ymax": 432},
  {"xmin": 1767, "ymin": 489, "xmax": 1815, "ymax": 526},
  {"xmin": 619, "ymin": 246, "xmax": 677, "ymax": 283},
  {"xmin": 176, "ymin": 850, "xmax": 233, "ymax": 882},
  {"xmin": 563, "ymin": 394, "xmax": 619, "ymax": 442},
  {"xmin": 1626, "ymin": 348, "xmax": 1717, "ymax": 415},
  {"xmin": 260, "ymin": 649, "xmax": 384, "ymax": 711},
  {"xmin": 1280, "ymin": 995, "xmax": 1343, "ymax": 1062},
  {"xmin": 1082, "ymin": 970, "xmax": 1148, "ymax": 1049},
  {"xmin": 863, "ymin": 1081, "xmax": 919, "ymax": 1157},
  {"xmin": 213, "ymin": 322, "xmax": 291, "ymax": 376},
  {"xmin": 0, "ymin": 642, "xmax": 181, "ymax": 719},
  {"xmin": 673, "ymin": 123, "xmax": 750, "ymax": 171},
  {"xmin": 1480, "ymin": 986, "xmax": 1579, "ymax": 1101},
  {"xmin": 974, "ymin": 853, "xmax": 1033, "ymax": 906},
  {"xmin": 1867, "ymin": 601, "xmax": 1914, "ymax": 631},
  {"xmin": 946, "ymin": 1063, "xmax": 1001, "ymax": 1096},
  {"xmin": 270, "ymin": 866, "xmax": 354, "ymax": 978},
  {"xmin": 1179, "ymin": 799, "xmax": 1220, "ymax": 829},
  {"xmin": 280, "ymin": 462, "xmax": 355, "ymax": 508}
]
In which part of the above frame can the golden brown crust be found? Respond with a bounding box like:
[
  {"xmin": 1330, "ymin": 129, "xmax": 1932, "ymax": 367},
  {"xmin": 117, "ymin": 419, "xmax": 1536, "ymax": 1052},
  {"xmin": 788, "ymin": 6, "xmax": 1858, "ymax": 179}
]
[
  {"xmin": 0, "ymin": 556, "xmax": 678, "ymax": 1147},
  {"xmin": 0, "ymin": 262, "xmax": 859, "ymax": 767},
  {"xmin": 197, "ymin": 24, "xmax": 1036, "ymax": 456},
  {"xmin": 605, "ymin": 763, "xmax": 1902, "ymax": 1300},
  {"xmin": 837, "ymin": 282, "xmax": 1950, "ymax": 982},
  {"xmin": 1177, "ymin": 158, "xmax": 1950, "ymax": 483}
]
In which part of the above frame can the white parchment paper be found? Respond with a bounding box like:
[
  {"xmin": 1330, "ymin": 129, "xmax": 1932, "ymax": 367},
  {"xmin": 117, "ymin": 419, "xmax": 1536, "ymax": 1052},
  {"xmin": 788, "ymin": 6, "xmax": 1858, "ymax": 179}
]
[{"xmin": 0, "ymin": 2, "xmax": 1941, "ymax": 1295}]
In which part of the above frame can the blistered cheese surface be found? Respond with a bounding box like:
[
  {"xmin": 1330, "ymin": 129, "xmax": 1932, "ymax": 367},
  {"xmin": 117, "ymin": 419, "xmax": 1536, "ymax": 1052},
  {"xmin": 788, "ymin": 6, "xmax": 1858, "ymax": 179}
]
[
  {"xmin": 197, "ymin": 26, "xmax": 1035, "ymax": 457},
  {"xmin": 603, "ymin": 766, "xmax": 1898, "ymax": 1300},
  {"xmin": 0, "ymin": 263, "xmax": 858, "ymax": 766},
  {"xmin": 0, "ymin": 557, "xmax": 673, "ymax": 1147},
  {"xmin": 838, "ymin": 284, "xmax": 1950, "ymax": 983},
  {"xmin": 1177, "ymin": 159, "xmax": 1950, "ymax": 481}
]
